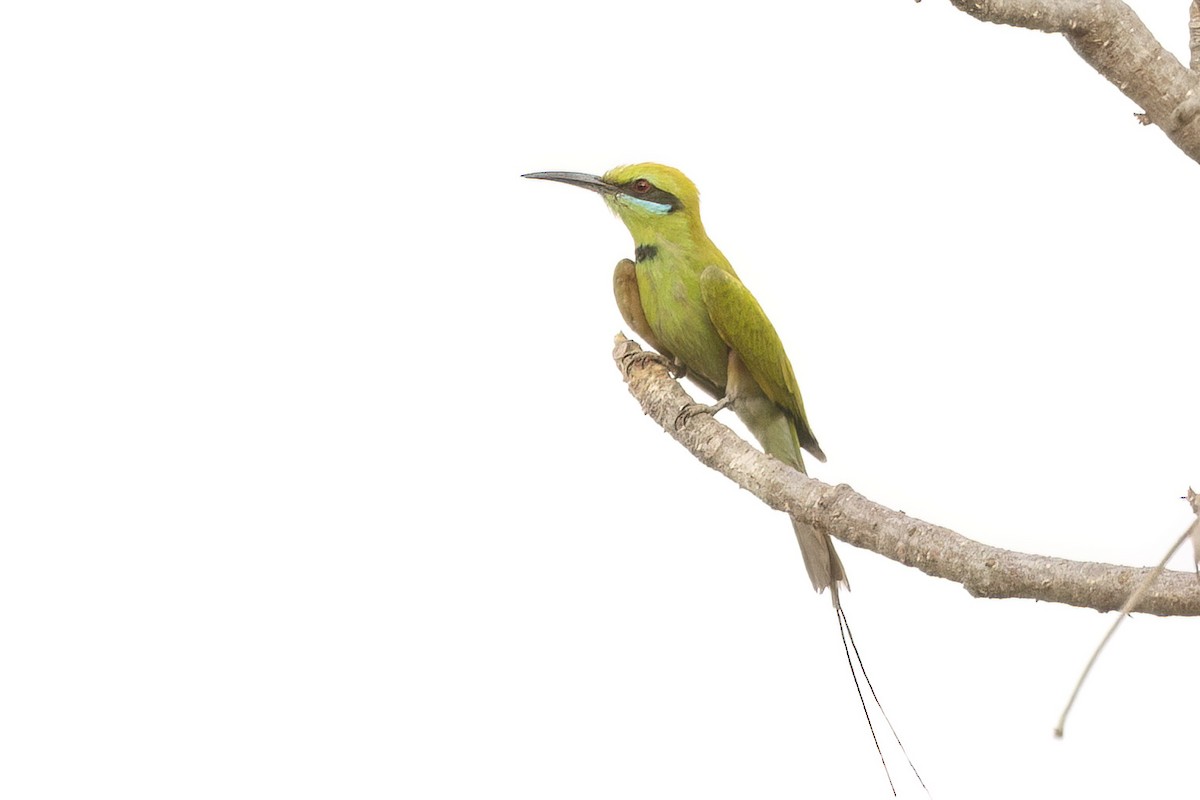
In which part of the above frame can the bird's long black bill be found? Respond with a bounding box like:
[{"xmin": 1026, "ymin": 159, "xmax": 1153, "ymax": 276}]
[{"xmin": 521, "ymin": 171, "xmax": 617, "ymax": 195}]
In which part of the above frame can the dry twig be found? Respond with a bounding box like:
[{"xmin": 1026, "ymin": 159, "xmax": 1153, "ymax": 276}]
[{"xmin": 1054, "ymin": 492, "xmax": 1200, "ymax": 736}]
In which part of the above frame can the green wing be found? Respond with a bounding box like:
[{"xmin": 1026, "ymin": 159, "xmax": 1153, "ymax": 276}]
[{"xmin": 699, "ymin": 266, "xmax": 825, "ymax": 462}]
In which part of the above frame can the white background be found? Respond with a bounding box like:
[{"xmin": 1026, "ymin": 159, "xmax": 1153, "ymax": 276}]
[{"xmin": 3, "ymin": 2, "xmax": 1198, "ymax": 797}]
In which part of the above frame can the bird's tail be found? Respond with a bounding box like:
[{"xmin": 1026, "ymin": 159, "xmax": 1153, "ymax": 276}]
[
  {"xmin": 792, "ymin": 517, "xmax": 848, "ymax": 600},
  {"xmin": 834, "ymin": 591, "xmax": 929, "ymax": 797},
  {"xmin": 738, "ymin": 399, "xmax": 924, "ymax": 791},
  {"xmin": 732, "ymin": 395, "xmax": 849, "ymax": 597}
]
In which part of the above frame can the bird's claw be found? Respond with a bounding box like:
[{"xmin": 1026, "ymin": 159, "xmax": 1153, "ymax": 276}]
[
  {"xmin": 674, "ymin": 398, "xmax": 730, "ymax": 429},
  {"xmin": 620, "ymin": 348, "xmax": 677, "ymax": 378}
]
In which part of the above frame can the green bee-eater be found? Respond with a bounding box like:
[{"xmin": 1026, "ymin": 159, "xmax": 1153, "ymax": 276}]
[
  {"xmin": 526, "ymin": 164, "xmax": 926, "ymax": 791},
  {"xmin": 524, "ymin": 163, "xmax": 846, "ymax": 601}
]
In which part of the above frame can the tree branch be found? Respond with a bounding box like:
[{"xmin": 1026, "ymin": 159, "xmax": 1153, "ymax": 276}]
[
  {"xmin": 943, "ymin": 0, "xmax": 1200, "ymax": 162},
  {"xmin": 613, "ymin": 333, "xmax": 1200, "ymax": 617},
  {"xmin": 1190, "ymin": 0, "xmax": 1200, "ymax": 72}
]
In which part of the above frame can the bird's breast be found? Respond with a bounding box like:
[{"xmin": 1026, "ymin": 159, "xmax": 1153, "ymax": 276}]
[{"xmin": 635, "ymin": 259, "xmax": 729, "ymax": 390}]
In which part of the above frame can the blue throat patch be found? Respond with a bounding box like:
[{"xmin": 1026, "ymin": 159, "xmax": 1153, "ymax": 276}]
[{"xmin": 620, "ymin": 195, "xmax": 672, "ymax": 215}]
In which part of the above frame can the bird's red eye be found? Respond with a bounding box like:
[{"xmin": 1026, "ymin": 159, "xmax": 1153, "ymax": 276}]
[{"xmin": 633, "ymin": 179, "xmax": 651, "ymax": 193}]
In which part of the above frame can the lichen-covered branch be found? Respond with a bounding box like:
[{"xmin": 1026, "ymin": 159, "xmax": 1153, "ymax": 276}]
[
  {"xmin": 613, "ymin": 334, "xmax": 1200, "ymax": 616},
  {"xmin": 943, "ymin": 0, "xmax": 1200, "ymax": 162}
]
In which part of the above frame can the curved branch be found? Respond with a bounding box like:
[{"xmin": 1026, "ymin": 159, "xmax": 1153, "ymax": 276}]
[
  {"xmin": 943, "ymin": 0, "xmax": 1200, "ymax": 162},
  {"xmin": 613, "ymin": 334, "xmax": 1200, "ymax": 617}
]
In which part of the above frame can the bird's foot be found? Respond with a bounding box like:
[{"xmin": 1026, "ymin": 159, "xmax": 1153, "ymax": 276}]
[
  {"xmin": 619, "ymin": 348, "xmax": 685, "ymax": 380},
  {"xmin": 674, "ymin": 397, "xmax": 730, "ymax": 429}
]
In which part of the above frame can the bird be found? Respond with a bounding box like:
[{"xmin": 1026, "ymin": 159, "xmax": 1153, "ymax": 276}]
[
  {"xmin": 524, "ymin": 164, "xmax": 925, "ymax": 793},
  {"xmin": 523, "ymin": 163, "xmax": 846, "ymax": 600}
]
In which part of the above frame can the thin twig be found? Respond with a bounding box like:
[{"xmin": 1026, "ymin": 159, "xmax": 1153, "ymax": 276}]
[{"xmin": 1054, "ymin": 516, "xmax": 1197, "ymax": 737}]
